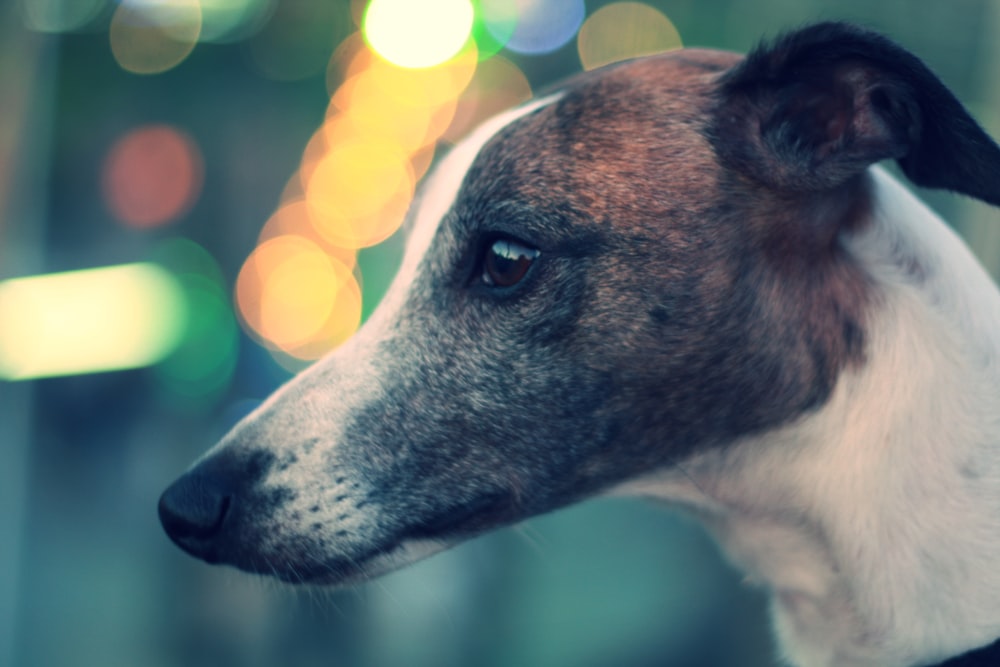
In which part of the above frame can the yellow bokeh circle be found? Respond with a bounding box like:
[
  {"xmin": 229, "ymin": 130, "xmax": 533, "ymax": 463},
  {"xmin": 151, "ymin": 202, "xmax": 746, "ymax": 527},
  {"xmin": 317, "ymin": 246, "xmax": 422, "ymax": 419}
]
[
  {"xmin": 577, "ymin": 2, "xmax": 682, "ymax": 72},
  {"xmin": 331, "ymin": 76, "xmax": 437, "ymax": 153},
  {"xmin": 258, "ymin": 199, "xmax": 358, "ymax": 270},
  {"xmin": 305, "ymin": 136, "xmax": 415, "ymax": 248},
  {"xmin": 236, "ymin": 235, "xmax": 361, "ymax": 355},
  {"xmin": 363, "ymin": 43, "xmax": 479, "ymax": 111},
  {"xmin": 281, "ymin": 276, "xmax": 363, "ymax": 361}
]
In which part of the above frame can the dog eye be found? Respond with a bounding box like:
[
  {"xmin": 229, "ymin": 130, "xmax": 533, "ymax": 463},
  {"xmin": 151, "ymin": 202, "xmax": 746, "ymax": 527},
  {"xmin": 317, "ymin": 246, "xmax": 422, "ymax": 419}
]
[{"xmin": 481, "ymin": 238, "xmax": 539, "ymax": 288}]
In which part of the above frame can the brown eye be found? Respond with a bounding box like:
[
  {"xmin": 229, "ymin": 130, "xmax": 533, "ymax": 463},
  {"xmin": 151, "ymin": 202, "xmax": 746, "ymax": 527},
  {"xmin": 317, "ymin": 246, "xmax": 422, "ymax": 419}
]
[{"xmin": 481, "ymin": 238, "xmax": 539, "ymax": 288}]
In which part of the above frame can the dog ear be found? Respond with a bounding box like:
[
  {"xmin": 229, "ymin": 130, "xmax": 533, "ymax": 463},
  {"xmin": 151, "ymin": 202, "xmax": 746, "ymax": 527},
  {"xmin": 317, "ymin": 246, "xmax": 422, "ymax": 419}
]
[{"xmin": 711, "ymin": 22, "xmax": 1000, "ymax": 205}]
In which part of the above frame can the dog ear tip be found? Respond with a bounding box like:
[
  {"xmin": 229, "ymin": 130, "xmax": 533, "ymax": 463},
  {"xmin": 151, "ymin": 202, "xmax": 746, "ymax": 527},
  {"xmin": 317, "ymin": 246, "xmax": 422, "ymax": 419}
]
[{"xmin": 897, "ymin": 134, "xmax": 1000, "ymax": 206}]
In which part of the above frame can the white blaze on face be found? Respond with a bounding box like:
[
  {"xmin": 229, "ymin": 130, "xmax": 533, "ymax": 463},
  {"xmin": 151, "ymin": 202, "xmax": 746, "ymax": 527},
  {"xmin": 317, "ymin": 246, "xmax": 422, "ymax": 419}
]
[{"xmin": 390, "ymin": 93, "xmax": 564, "ymax": 299}]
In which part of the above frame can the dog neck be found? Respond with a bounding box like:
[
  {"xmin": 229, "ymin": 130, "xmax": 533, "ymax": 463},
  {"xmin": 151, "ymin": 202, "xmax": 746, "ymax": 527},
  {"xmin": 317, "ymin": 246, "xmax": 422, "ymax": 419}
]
[{"xmin": 620, "ymin": 168, "xmax": 1000, "ymax": 667}]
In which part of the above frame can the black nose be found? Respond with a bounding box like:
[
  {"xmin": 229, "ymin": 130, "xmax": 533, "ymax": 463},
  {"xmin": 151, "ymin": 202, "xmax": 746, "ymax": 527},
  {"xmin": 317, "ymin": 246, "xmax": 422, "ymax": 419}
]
[{"xmin": 158, "ymin": 468, "xmax": 233, "ymax": 562}]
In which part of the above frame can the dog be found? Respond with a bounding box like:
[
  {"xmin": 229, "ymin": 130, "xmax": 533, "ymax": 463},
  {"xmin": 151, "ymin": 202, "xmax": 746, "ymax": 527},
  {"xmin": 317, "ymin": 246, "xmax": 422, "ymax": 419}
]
[{"xmin": 159, "ymin": 22, "xmax": 1000, "ymax": 667}]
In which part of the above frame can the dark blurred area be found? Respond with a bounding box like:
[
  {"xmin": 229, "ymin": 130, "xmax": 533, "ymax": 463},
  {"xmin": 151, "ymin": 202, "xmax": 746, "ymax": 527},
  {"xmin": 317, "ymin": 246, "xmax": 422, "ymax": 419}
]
[{"xmin": 2, "ymin": 1, "xmax": 1000, "ymax": 666}]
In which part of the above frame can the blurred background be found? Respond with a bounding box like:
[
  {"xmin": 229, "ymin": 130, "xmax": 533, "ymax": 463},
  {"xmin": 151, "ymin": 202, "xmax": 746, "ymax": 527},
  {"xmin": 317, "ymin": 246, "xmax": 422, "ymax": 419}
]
[{"xmin": 3, "ymin": 1, "xmax": 1000, "ymax": 666}]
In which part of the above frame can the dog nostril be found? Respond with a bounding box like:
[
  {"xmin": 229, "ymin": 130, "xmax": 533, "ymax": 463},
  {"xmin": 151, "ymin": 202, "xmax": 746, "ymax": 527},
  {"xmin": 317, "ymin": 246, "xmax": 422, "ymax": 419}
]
[{"xmin": 158, "ymin": 473, "xmax": 233, "ymax": 544}]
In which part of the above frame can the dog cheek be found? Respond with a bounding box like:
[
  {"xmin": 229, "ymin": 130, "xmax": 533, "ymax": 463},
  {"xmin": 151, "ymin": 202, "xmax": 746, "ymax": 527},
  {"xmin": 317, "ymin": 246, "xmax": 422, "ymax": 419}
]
[{"xmin": 465, "ymin": 366, "xmax": 622, "ymax": 511}]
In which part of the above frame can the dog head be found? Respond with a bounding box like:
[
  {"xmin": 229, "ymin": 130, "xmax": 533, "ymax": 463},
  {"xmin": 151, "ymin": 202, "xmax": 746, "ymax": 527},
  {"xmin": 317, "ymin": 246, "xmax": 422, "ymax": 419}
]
[{"xmin": 159, "ymin": 23, "xmax": 1000, "ymax": 585}]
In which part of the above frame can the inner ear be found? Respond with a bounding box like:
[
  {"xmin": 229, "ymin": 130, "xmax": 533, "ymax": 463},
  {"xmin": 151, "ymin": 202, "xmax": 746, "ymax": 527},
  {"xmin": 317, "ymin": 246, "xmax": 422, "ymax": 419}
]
[
  {"xmin": 784, "ymin": 79, "xmax": 853, "ymax": 159},
  {"xmin": 760, "ymin": 66, "xmax": 917, "ymax": 180}
]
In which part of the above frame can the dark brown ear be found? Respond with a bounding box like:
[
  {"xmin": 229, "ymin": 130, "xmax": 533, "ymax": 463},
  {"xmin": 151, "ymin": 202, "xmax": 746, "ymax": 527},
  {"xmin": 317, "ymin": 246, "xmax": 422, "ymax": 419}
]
[{"xmin": 710, "ymin": 22, "xmax": 1000, "ymax": 205}]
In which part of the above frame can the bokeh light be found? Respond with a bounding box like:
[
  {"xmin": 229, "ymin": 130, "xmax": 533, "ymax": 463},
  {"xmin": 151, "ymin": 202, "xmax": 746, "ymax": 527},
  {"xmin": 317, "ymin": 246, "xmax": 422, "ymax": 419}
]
[
  {"xmin": 496, "ymin": 0, "xmax": 585, "ymax": 55},
  {"xmin": 156, "ymin": 274, "xmax": 239, "ymax": 400},
  {"xmin": 303, "ymin": 41, "xmax": 480, "ymax": 253},
  {"xmin": 20, "ymin": 0, "xmax": 105, "ymax": 33},
  {"xmin": 258, "ymin": 199, "xmax": 358, "ymax": 269},
  {"xmin": 279, "ymin": 272, "xmax": 362, "ymax": 361},
  {"xmin": 363, "ymin": 0, "xmax": 474, "ymax": 69},
  {"xmin": 326, "ymin": 31, "xmax": 368, "ymax": 94},
  {"xmin": 577, "ymin": 2, "xmax": 682, "ymax": 71},
  {"xmin": 330, "ymin": 73, "xmax": 440, "ymax": 153},
  {"xmin": 198, "ymin": 0, "xmax": 274, "ymax": 43},
  {"xmin": 102, "ymin": 125, "xmax": 203, "ymax": 229},
  {"xmin": 443, "ymin": 55, "xmax": 532, "ymax": 142},
  {"xmin": 354, "ymin": 43, "xmax": 478, "ymax": 115},
  {"xmin": 0, "ymin": 264, "xmax": 186, "ymax": 380},
  {"xmin": 236, "ymin": 235, "xmax": 362, "ymax": 359},
  {"xmin": 110, "ymin": 0, "xmax": 202, "ymax": 75},
  {"xmin": 259, "ymin": 199, "xmax": 329, "ymax": 245},
  {"xmin": 409, "ymin": 143, "xmax": 437, "ymax": 181},
  {"xmin": 239, "ymin": 1, "xmax": 685, "ymax": 363},
  {"xmin": 471, "ymin": 0, "xmax": 518, "ymax": 59},
  {"xmin": 151, "ymin": 238, "xmax": 239, "ymax": 402},
  {"xmin": 306, "ymin": 136, "xmax": 415, "ymax": 248}
]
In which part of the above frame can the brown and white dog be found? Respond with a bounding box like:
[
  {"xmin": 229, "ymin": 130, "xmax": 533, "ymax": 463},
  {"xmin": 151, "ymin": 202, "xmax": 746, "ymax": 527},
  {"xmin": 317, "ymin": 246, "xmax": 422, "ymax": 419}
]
[{"xmin": 159, "ymin": 23, "xmax": 1000, "ymax": 667}]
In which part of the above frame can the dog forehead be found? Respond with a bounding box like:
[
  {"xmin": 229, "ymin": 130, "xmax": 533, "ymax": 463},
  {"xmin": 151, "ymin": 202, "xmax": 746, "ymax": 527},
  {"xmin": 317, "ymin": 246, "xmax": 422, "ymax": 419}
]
[
  {"xmin": 452, "ymin": 48, "xmax": 741, "ymax": 231},
  {"xmin": 398, "ymin": 94, "xmax": 564, "ymax": 279}
]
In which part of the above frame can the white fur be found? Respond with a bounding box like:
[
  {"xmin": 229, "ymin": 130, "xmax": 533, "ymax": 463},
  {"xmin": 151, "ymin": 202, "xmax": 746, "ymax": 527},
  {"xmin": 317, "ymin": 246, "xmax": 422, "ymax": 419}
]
[
  {"xmin": 619, "ymin": 167, "xmax": 1000, "ymax": 666},
  {"xmin": 386, "ymin": 93, "xmax": 562, "ymax": 308}
]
